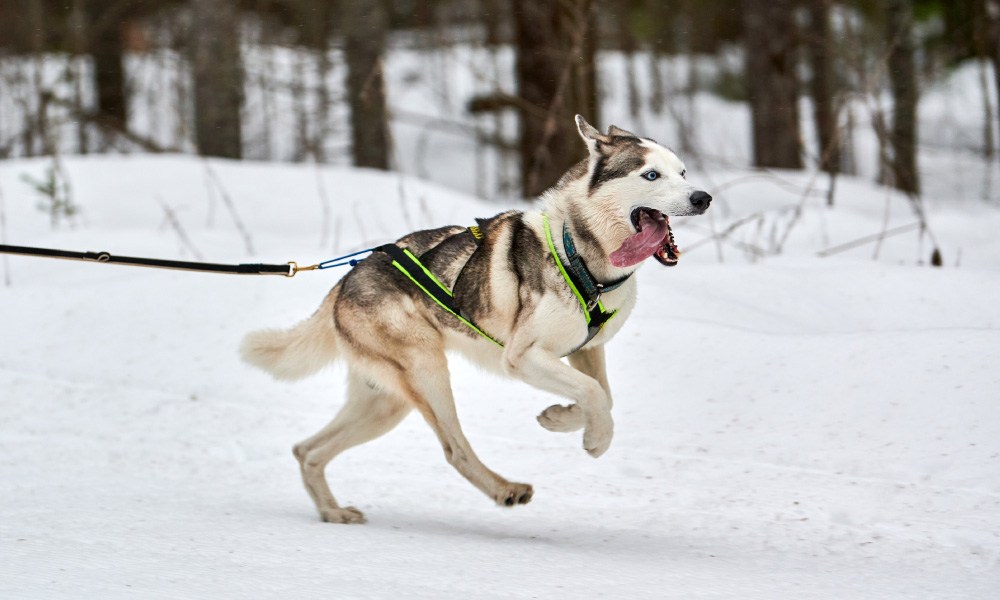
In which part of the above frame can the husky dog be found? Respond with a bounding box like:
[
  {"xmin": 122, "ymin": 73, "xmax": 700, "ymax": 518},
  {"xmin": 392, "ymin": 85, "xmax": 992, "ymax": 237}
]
[{"xmin": 241, "ymin": 116, "xmax": 711, "ymax": 523}]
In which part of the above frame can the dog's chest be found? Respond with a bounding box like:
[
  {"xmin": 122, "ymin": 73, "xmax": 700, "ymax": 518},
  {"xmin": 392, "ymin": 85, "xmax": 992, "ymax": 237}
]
[
  {"xmin": 539, "ymin": 279, "xmax": 637, "ymax": 353},
  {"xmin": 589, "ymin": 282, "xmax": 637, "ymax": 345}
]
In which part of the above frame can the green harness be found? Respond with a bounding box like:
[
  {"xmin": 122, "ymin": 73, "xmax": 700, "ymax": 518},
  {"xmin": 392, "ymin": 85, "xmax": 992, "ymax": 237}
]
[{"xmin": 377, "ymin": 214, "xmax": 626, "ymax": 352}]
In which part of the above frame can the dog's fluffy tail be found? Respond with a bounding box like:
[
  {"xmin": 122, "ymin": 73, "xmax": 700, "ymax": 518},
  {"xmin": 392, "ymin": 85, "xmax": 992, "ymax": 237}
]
[{"xmin": 240, "ymin": 294, "xmax": 340, "ymax": 381}]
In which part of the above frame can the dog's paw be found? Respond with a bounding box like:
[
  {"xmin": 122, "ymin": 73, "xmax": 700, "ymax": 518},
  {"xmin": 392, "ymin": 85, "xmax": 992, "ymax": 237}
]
[
  {"xmin": 583, "ymin": 415, "xmax": 614, "ymax": 458},
  {"xmin": 319, "ymin": 506, "xmax": 367, "ymax": 524},
  {"xmin": 537, "ymin": 403, "xmax": 585, "ymax": 432},
  {"xmin": 494, "ymin": 482, "xmax": 534, "ymax": 507}
]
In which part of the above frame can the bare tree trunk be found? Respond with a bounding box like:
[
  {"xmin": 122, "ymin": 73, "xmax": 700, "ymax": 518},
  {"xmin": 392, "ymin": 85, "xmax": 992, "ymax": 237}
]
[
  {"xmin": 191, "ymin": 0, "xmax": 243, "ymax": 159},
  {"xmin": 987, "ymin": 0, "xmax": 1000, "ymax": 149},
  {"xmin": 312, "ymin": 5, "xmax": 333, "ymax": 163},
  {"xmin": 969, "ymin": 0, "xmax": 995, "ymax": 160},
  {"xmin": 979, "ymin": 57, "xmax": 996, "ymax": 161},
  {"xmin": 513, "ymin": 0, "xmax": 598, "ymax": 198},
  {"xmin": 742, "ymin": 0, "xmax": 803, "ymax": 169},
  {"xmin": 24, "ymin": 0, "xmax": 50, "ymax": 157},
  {"xmin": 617, "ymin": 1, "xmax": 641, "ymax": 118},
  {"xmin": 68, "ymin": 0, "xmax": 90, "ymax": 153},
  {"xmin": 23, "ymin": 0, "xmax": 45, "ymax": 51},
  {"xmin": 943, "ymin": 0, "xmax": 979, "ymax": 62},
  {"xmin": 314, "ymin": 37, "xmax": 333, "ymax": 164},
  {"xmin": 90, "ymin": 16, "xmax": 127, "ymax": 131},
  {"xmin": 341, "ymin": 0, "xmax": 390, "ymax": 170},
  {"xmin": 806, "ymin": 0, "xmax": 840, "ymax": 175},
  {"xmin": 887, "ymin": 0, "xmax": 920, "ymax": 195}
]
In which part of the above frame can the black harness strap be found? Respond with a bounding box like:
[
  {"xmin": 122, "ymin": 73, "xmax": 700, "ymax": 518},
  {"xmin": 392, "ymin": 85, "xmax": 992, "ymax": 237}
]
[
  {"xmin": 377, "ymin": 243, "xmax": 460, "ymax": 315},
  {"xmin": 561, "ymin": 221, "xmax": 632, "ymax": 305},
  {"xmin": 377, "ymin": 242, "xmax": 503, "ymax": 347},
  {"xmin": 0, "ymin": 243, "xmax": 295, "ymax": 276},
  {"xmin": 554, "ymin": 221, "xmax": 631, "ymax": 349},
  {"xmin": 579, "ymin": 306, "xmax": 615, "ymax": 348},
  {"xmin": 381, "ymin": 217, "xmax": 630, "ymax": 354}
]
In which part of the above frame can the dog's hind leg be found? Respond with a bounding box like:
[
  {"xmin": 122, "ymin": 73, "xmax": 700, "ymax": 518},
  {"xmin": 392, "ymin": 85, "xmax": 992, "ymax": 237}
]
[
  {"xmin": 538, "ymin": 345, "xmax": 611, "ymax": 433},
  {"xmin": 293, "ymin": 370, "xmax": 411, "ymax": 524},
  {"xmin": 396, "ymin": 349, "xmax": 534, "ymax": 508}
]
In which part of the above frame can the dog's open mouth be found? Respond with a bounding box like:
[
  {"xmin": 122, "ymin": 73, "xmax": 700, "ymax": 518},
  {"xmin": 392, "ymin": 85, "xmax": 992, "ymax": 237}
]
[
  {"xmin": 632, "ymin": 207, "xmax": 680, "ymax": 267},
  {"xmin": 609, "ymin": 207, "xmax": 680, "ymax": 268}
]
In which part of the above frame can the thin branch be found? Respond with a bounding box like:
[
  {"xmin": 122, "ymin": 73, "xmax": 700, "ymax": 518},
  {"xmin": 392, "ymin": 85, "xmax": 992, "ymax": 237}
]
[
  {"xmin": 351, "ymin": 200, "xmax": 369, "ymax": 244},
  {"xmin": 467, "ymin": 92, "xmax": 550, "ymax": 120},
  {"xmin": 680, "ymin": 215, "xmax": 770, "ymax": 258},
  {"xmin": 201, "ymin": 160, "xmax": 256, "ymax": 255},
  {"xmin": 816, "ymin": 222, "xmax": 921, "ymax": 257},
  {"xmin": 314, "ymin": 163, "xmax": 332, "ymax": 249},
  {"xmin": 43, "ymin": 93, "xmax": 178, "ymax": 153},
  {"xmin": 710, "ymin": 172, "xmax": 827, "ymax": 197},
  {"xmin": 0, "ymin": 176, "xmax": 10, "ymax": 286},
  {"xmin": 872, "ymin": 186, "xmax": 895, "ymax": 261},
  {"xmin": 156, "ymin": 195, "xmax": 203, "ymax": 260},
  {"xmin": 397, "ymin": 175, "xmax": 414, "ymax": 232},
  {"xmin": 394, "ymin": 109, "xmax": 517, "ymax": 151}
]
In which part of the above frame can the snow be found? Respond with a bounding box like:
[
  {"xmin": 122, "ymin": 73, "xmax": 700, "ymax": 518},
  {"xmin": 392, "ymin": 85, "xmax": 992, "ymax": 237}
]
[
  {"xmin": 1, "ymin": 152, "xmax": 998, "ymax": 598},
  {"xmin": 3, "ymin": 36, "xmax": 1000, "ymax": 600}
]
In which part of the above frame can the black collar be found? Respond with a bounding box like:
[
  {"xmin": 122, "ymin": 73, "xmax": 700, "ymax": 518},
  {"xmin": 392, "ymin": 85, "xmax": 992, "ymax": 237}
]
[{"xmin": 561, "ymin": 221, "xmax": 632, "ymax": 309}]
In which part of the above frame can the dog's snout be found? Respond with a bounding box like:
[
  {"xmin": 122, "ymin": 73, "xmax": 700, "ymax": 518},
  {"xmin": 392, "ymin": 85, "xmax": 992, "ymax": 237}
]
[{"xmin": 689, "ymin": 190, "xmax": 712, "ymax": 210}]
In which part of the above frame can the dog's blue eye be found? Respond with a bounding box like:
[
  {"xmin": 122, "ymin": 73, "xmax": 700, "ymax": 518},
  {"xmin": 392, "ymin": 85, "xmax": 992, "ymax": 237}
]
[{"xmin": 642, "ymin": 170, "xmax": 659, "ymax": 181}]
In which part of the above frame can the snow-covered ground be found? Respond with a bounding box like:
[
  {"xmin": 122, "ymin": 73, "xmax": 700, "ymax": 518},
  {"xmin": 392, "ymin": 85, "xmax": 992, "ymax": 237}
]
[{"xmin": 1, "ymin": 154, "xmax": 998, "ymax": 598}]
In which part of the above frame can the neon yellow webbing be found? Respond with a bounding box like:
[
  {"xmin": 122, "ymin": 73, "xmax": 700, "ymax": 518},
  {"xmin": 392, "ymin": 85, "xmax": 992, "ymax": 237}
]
[{"xmin": 390, "ymin": 253, "xmax": 503, "ymax": 348}]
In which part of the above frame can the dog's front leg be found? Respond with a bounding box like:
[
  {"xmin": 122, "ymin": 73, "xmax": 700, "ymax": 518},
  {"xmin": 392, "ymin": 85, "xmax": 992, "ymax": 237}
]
[
  {"xmin": 537, "ymin": 345, "xmax": 611, "ymax": 434},
  {"xmin": 503, "ymin": 337, "xmax": 613, "ymax": 457},
  {"xmin": 568, "ymin": 345, "xmax": 612, "ymax": 398}
]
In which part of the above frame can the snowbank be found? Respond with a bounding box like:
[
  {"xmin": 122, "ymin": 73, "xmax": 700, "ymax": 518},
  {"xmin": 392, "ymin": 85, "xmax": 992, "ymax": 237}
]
[{"xmin": 1, "ymin": 156, "xmax": 998, "ymax": 598}]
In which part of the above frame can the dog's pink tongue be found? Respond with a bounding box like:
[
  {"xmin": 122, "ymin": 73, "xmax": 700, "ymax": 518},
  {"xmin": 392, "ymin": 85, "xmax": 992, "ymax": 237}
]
[{"xmin": 610, "ymin": 213, "xmax": 669, "ymax": 267}]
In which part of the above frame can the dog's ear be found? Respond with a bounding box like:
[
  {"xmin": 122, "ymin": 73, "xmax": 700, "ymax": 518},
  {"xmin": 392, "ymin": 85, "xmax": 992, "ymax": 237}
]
[
  {"xmin": 607, "ymin": 124, "xmax": 638, "ymax": 138},
  {"xmin": 575, "ymin": 114, "xmax": 606, "ymax": 155}
]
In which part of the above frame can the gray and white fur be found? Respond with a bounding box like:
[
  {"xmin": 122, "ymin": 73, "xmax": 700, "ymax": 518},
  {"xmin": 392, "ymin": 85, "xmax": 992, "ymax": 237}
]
[{"xmin": 241, "ymin": 115, "xmax": 711, "ymax": 523}]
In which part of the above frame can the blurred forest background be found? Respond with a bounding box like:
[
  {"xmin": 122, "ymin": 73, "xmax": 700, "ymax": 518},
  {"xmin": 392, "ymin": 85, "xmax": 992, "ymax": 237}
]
[{"xmin": 0, "ymin": 0, "xmax": 998, "ymax": 203}]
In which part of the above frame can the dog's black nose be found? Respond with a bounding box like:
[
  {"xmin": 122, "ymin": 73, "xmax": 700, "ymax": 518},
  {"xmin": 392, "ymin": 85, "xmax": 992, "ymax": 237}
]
[{"xmin": 689, "ymin": 190, "xmax": 712, "ymax": 210}]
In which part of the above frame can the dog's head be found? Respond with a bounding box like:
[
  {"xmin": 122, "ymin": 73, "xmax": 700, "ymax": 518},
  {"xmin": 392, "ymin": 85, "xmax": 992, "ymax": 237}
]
[{"xmin": 571, "ymin": 115, "xmax": 711, "ymax": 267}]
